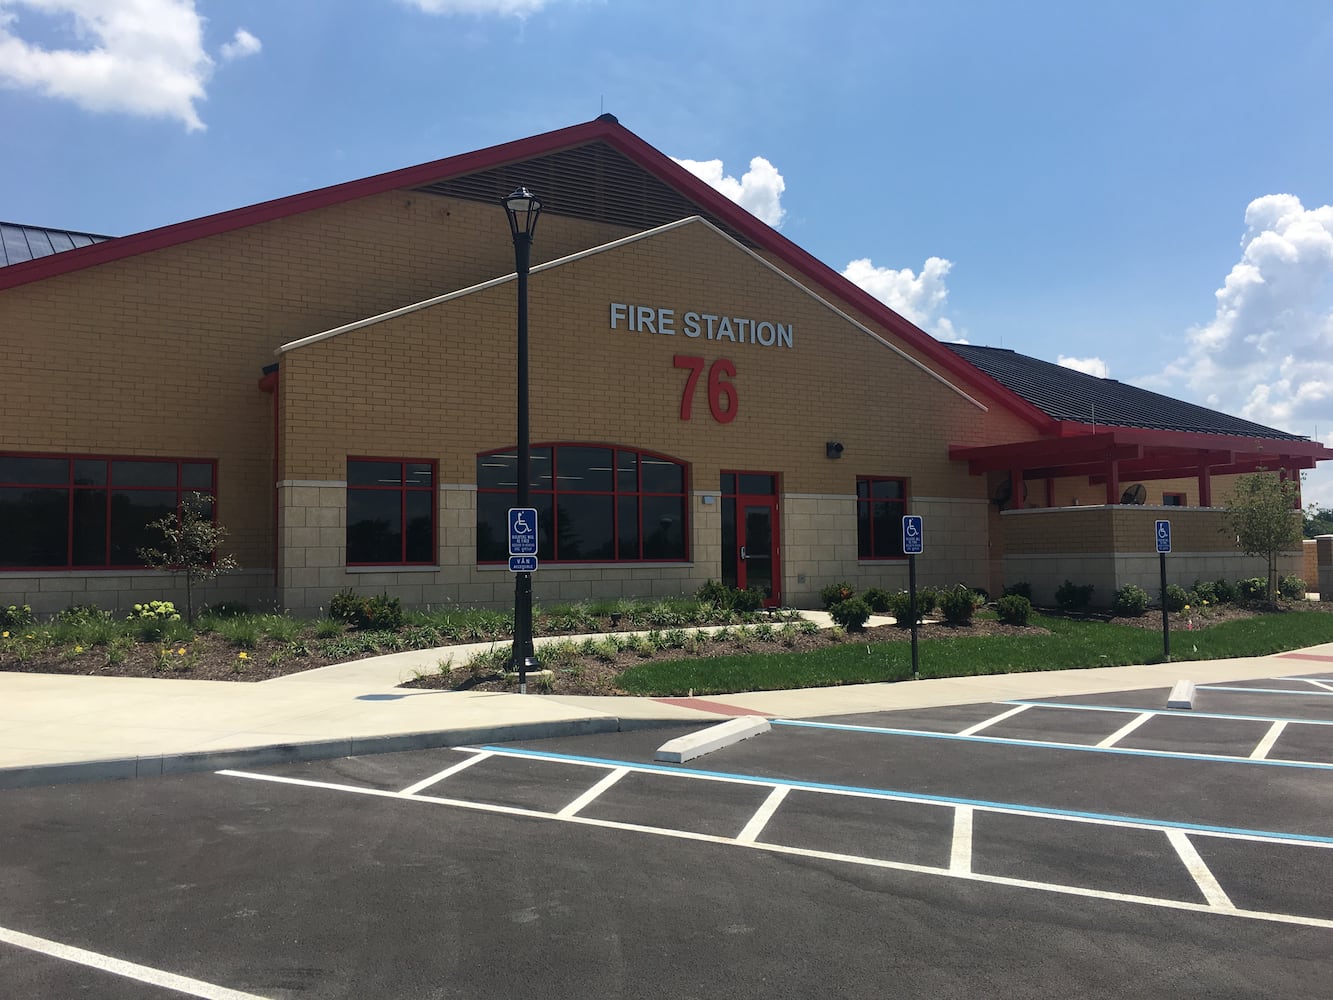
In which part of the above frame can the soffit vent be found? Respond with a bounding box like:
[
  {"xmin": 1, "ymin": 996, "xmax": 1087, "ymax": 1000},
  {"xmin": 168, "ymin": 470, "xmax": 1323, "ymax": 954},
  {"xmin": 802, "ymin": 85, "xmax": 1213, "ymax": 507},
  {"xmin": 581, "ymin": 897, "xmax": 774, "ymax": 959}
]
[{"xmin": 412, "ymin": 140, "xmax": 757, "ymax": 247}]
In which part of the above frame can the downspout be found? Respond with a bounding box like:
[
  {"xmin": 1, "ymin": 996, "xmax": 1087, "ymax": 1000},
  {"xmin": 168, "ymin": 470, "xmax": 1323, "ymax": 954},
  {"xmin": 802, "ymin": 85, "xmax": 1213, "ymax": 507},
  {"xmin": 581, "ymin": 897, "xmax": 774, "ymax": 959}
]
[{"xmin": 258, "ymin": 365, "xmax": 280, "ymax": 587}]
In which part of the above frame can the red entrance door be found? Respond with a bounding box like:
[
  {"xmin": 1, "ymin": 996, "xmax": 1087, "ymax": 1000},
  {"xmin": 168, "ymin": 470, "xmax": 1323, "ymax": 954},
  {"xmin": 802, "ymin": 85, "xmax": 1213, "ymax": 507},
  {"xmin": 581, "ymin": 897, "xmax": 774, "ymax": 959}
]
[{"xmin": 721, "ymin": 473, "xmax": 781, "ymax": 606}]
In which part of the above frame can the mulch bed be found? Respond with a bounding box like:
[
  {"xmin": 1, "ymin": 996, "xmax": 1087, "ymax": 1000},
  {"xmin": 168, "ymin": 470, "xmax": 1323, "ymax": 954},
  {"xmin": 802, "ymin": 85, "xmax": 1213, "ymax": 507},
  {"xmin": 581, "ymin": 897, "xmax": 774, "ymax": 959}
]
[{"xmin": 3, "ymin": 602, "xmax": 1316, "ymax": 691}]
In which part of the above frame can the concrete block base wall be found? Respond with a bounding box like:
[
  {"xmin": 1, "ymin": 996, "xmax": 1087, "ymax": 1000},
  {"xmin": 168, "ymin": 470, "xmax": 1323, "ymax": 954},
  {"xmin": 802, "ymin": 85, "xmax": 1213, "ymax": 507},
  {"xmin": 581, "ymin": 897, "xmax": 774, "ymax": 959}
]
[
  {"xmin": 1005, "ymin": 551, "xmax": 1301, "ymax": 609},
  {"xmin": 0, "ymin": 569, "xmax": 276, "ymax": 618}
]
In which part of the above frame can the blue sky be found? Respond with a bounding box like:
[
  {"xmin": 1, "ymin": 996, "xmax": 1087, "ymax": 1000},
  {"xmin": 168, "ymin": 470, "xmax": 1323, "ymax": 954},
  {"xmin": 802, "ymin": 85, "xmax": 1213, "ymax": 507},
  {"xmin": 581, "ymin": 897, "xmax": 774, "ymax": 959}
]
[{"xmin": 3, "ymin": 0, "xmax": 1333, "ymax": 507}]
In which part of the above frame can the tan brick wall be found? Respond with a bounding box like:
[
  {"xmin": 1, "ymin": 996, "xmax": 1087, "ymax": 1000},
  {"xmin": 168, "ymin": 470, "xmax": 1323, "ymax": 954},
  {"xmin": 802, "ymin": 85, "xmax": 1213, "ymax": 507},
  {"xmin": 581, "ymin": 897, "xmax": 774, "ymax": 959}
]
[
  {"xmin": 276, "ymin": 220, "xmax": 1021, "ymax": 611},
  {"xmin": 0, "ymin": 190, "xmax": 636, "ymax": 607}
]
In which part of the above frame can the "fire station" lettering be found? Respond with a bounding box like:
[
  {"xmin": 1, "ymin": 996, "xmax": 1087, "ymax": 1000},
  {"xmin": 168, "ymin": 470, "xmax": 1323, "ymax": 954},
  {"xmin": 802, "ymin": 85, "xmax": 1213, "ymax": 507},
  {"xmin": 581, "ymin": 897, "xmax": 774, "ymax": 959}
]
[{"xmin": 609, "ymin": 302, "xmax": 793, "ymax": 348}]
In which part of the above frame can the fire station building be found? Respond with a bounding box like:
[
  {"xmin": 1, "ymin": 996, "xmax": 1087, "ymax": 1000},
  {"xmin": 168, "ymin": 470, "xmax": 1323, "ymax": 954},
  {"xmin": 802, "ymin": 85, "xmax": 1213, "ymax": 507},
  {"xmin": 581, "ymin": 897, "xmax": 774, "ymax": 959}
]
[{"xmin": 2, "ymin": 115, "xmax": 1328, "ymax": 616}]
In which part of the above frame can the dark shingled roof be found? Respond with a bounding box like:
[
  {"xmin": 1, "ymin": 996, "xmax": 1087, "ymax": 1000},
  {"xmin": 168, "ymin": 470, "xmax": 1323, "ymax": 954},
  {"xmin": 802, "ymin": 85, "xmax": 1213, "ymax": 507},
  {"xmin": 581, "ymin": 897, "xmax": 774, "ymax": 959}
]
[
  {"xmin": 0, "ymin": 222, "xmax": 111, "ymax": 268},
  {"xmin": 947, "ymin": 343, "xmax": 1308, "ymax": 442}
]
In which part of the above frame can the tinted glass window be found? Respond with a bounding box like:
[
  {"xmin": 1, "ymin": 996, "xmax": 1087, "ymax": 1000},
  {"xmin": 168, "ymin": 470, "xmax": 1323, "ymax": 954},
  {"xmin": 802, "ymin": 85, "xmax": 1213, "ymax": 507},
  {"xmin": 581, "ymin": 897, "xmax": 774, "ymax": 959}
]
[
  {"xmin": 0, "ymin": 456, "xmax": 68, "ymax": 485},
  {"xmin": 182, "ymin": 463, "xmax": 214, "ymax": 490},
  {"xmin": 477, "ymin": 445, "xmax": 688, "ymax": 563},
  {"xmin": 109, "ymin": 490, "xmax": 176, "ymax": 564},
  {"xmin": 557, "ymin": 447, "xmax": 613, "ymax": 493},
  {"xmin": 112, "ymin": 461, "xmax": 178, "ymax": 488},
  {"xmin": 348, "ymin": 461, "xmax": 403, "ymax": 487},
  {"xmin": 0, "ymin": 487, "xmax": 67, "ymax": 566},
  {"xmin": 347, "ymin": 490, "xmax": 402, "ymax": 564}
]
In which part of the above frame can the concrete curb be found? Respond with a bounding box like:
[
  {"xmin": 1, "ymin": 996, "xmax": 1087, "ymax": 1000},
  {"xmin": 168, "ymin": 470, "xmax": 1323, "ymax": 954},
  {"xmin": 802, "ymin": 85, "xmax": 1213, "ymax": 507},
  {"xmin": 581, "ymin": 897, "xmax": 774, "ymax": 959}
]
[{"xmin": 0, "ymin": 715, "xmax": 704, "ymax": 791}]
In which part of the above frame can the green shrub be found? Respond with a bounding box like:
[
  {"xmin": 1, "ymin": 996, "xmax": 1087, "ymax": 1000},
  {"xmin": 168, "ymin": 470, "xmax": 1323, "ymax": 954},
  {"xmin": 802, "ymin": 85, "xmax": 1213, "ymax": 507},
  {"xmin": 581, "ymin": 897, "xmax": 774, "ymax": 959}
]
[
  {"xmin": 1112, "ymin": 584, "xmax": 1149, "ymax": 617},
  {"xmin": 995, "ymin": 594, "xmax": 1031, "ymax": 626},
  {"xmin": 885, "ymin": 590, "xmax": 924, "ymax": 627},
  {"xmin": 862, "ymin": 587, "xmax": 892, "ymax": 613},
  {"xmin": 937, "ymin": 584, "xmax": 978, "ymax": 624},
  {"xmin": 1055, "ymin": 580, "xmax": 1094, "ymax": 612},
  {"xmin": 732, "ymin": 588, "xmax": 764, "ymax": 613},
  {"xmin": 1213, "ymin": 578, "xmax": 1238, "ymax": 604},
  {"xmin": 329, "ymin": 590, "xmax": 405, "ymax": 630},
  {"xmin": 55, "ymin": 604, "xmax": 110, "ymax": 625},
  {"xmin": 329, "ymin": 589, "xmax": 364, "ymax": 624},
  {"xmin": 829, "ymin": 597, "xmax": 871, "ymax": 631},
  {"xmin": 696, "ymin": 579, "xmax": 732, "ymax": 608},
  {"xmin": 1163, "ymin": 583, "xmax": 1189, "ymax": 612},
  {"xmin": 1190, "ymin": 580, "xmax": 1218, "ymax": 605},
  {"xmin": 1279, "ymin": 575, "xmax": 1307, "ymax": 601},
  {"xmin": 916, "ymin": 587, "xmax": 938, "ymax": 615},
  {"xmin": 1, "ymin": 604, "xmax": 35, "ymax": 628},
  {"xmin": 819, "ymin": 582, "xmax": 856, "ymax": 610},
  {"xmin": 1238, "ymin": 578, "xmax": 1268, "ymax": 603},
  {"xmin": 1002, "ymin": 582, "xmax": 1032, "ymax": 601}
]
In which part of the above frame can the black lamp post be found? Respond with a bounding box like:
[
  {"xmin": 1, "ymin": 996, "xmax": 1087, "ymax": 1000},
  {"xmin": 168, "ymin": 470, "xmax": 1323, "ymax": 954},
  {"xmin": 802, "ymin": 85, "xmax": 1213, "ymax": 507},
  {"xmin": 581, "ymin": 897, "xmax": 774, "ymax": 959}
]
[{"xmin": 504, "ymin": 186, "xmax": 542, "ymax": 693}]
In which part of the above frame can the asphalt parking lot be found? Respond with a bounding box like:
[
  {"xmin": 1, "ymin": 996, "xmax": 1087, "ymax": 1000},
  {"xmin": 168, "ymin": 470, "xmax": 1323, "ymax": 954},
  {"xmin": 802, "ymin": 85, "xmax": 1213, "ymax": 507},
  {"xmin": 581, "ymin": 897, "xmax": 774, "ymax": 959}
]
[{"xmin": 2, "ymin": 672, "xmax": 1331, "ymax": 998}]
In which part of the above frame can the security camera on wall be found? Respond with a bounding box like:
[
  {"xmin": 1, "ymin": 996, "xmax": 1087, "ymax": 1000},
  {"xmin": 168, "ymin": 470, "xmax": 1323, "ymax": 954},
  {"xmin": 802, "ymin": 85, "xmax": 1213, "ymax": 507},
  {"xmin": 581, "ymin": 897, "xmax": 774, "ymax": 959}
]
[{"xmin": 826, "ymin": 441, "xmax": 844, "ymax": 459}]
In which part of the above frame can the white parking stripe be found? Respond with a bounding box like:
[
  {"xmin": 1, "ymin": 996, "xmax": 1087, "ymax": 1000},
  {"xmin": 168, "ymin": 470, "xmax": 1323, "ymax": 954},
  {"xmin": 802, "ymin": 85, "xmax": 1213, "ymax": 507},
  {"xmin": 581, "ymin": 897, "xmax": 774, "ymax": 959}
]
[
  {"xmin": 400, "ymin": 750, "xmax": 492, "ymax": 796},
  {"xmin": 950, "ymin": 806, "xmax": 973, "ymax": 874},
  {"xmin": 1096, "ymin": 712, "xmax": 1154, "ymax": 749},
  {"xmin": 217, "ymin": 769, "xmax": 1333, "ymax": 931},
  {"xmin": 737, "ymin": 785, "xmax": 789, "ymax": 843},
  {"xmin": 1199, "ymin": 685, "xmax": 1333, "ymax": 697},
  {"xmin": 1290, "ymin": 678, "xmax": 1333, "ymax": 692},
  {"xmin": 957, "ymin": 704, "xmax": 1030, "ymax": 736},
  {"xmin": 1250, "ymin": 721, "xmax": 1288, "ymax": 761},
  {"xmin": 458, "ymin": 747, "xmax": 1333, "ymax": 849},
  {"xmin": 557, "ymin": 767, "xmax": 629, "ymax": 818},
  {"xmin": 1167, "ymin": 831, "xmax": 1235, "ymax": 910},
  {"xmin": 1008, "ymin": 700, "xmax": 1333, "ymax": 726},
  {"xmin": 0, "ymin": 924, "xmax": 271, "ymax": 999}
]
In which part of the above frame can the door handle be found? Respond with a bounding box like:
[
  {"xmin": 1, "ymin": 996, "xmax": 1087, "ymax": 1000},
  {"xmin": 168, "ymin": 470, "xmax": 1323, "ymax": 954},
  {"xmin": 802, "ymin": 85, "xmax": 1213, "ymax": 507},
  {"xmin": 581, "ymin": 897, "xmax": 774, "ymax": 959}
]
[{"xmin": 740, "ymin": 546, "xmax": 748, "ymax": 561}]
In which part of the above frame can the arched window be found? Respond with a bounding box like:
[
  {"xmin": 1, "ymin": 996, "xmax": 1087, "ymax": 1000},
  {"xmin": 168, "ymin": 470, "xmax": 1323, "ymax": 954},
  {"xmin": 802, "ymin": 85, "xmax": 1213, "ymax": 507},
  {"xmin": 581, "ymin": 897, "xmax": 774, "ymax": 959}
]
[{"xmin": 477, "ymin": 444, "xmax": 689, "ymax": 563}]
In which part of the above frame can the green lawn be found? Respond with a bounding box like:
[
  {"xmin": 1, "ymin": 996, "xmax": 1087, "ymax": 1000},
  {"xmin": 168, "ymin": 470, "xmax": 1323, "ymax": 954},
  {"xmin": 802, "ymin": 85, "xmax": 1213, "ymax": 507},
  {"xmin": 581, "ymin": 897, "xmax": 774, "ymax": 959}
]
[{"xmin": 616, "ymin": 611, "xmax": 1333, "ymax": 697}]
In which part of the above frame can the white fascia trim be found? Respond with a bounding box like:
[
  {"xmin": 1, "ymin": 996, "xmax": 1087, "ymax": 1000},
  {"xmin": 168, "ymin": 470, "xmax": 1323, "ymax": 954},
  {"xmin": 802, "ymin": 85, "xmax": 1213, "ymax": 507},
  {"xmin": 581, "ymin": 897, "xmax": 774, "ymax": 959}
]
[
  {"xmin": 277, "ymin": 217, "xmax": 707, "ymax": 355},
  {"xmin": 274, "ymin": 218, "xmax": 988, "ymax": 411}
]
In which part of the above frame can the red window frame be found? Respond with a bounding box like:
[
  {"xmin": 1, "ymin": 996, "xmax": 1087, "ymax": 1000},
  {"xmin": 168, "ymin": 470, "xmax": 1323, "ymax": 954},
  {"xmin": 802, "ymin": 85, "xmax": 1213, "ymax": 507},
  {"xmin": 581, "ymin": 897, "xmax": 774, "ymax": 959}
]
[
  {"xmin": 346, "ymin": 457, "xmax": 437, "ymax": 567},
  {"xmin": 476, "ymin": 443, "xmax": 690, "ymax": 564},
  {"xmin": 0, "ymin": 452, "xmax": 217, "ymax": 570},
  {"xmin": 856, "ymin": 475, "xmax": 909, "ymax": 560}
]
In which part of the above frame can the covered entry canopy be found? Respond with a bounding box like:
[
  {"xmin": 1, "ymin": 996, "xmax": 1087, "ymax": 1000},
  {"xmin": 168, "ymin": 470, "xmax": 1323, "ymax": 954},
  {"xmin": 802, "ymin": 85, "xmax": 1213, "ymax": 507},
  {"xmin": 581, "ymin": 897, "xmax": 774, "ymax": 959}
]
[{"xmin": 946, "ymin": 345, "xmax": 1333, "ymax": 506}]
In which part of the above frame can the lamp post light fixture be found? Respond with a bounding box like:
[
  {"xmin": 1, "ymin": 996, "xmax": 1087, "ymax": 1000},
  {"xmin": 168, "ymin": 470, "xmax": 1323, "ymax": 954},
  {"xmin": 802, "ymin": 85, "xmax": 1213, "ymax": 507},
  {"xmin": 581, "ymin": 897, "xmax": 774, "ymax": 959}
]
[{"xmin": 504, "ymin": 186, "xmax": 542, "ymax": 693}]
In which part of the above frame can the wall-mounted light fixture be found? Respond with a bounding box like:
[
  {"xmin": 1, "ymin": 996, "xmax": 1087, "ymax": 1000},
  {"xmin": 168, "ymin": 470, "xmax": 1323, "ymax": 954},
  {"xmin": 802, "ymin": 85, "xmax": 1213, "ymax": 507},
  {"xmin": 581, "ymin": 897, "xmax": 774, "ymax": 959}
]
[{"xmin": 826, "ymin": 441, "xmax": 844, "ymax": 459}]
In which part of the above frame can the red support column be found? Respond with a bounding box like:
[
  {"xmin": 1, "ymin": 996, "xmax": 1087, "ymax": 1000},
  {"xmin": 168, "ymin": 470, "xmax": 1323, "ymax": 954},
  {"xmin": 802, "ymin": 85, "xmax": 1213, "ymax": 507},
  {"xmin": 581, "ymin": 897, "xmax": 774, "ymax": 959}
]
[{"xmin": 1105, "ymin": 457, "xmax": 1120, "ymax": 505}]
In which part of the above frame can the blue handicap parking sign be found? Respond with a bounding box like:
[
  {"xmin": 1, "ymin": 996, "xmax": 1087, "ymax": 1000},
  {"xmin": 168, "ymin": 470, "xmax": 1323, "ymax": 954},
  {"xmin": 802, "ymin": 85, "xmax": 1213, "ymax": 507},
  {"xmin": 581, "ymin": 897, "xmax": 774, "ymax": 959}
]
[
  {"xmin": 902, "ymin": 515, "xmax": 924, "ymax": 554},
  {"xmin": 508, "ymin": 555, "xmax": 538, "ymax": 573},
  {"xmin": 509, "ymin": 507, "xmax": 538, "ymax": 555},
  {"xmin": 1156, "ymin": 519, "xmax": 1171, "ymax": 553}
]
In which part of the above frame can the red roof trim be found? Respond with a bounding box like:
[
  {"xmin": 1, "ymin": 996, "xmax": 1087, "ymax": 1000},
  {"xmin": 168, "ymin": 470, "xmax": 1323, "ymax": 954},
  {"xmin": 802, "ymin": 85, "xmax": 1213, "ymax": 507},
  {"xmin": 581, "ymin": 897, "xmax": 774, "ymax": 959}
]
[{"xmin": 0, "ymin": 115, "xmax": 1059, "ymax": 430}]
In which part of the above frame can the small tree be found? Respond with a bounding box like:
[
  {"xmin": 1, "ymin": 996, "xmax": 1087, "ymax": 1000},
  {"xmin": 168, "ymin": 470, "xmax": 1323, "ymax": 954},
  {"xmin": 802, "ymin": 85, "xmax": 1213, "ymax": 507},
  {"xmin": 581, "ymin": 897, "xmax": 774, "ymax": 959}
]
[
  {"xmin": 138, "ymin": 493, "xmax": 239, "ymax": 622},
  {"xmin": 1223, "ymin": 472, "xmax": 1302, "ymax": 604}
]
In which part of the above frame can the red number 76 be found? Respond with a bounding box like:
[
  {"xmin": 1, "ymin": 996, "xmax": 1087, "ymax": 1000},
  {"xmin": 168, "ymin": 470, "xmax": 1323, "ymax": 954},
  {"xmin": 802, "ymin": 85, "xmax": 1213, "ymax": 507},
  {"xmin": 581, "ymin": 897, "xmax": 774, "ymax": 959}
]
[{"xmin": 673, "ymin": 355, "xmax": 737, "ymax": 423}]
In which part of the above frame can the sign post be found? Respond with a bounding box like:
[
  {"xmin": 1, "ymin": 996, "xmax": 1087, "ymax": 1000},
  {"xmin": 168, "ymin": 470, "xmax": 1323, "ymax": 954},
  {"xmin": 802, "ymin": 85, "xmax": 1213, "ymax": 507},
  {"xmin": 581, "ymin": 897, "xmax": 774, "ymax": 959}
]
[
  {"xmin": 509, "ymin": 507, "xmax": 539, "ymax": 691},
  {"xmin": 903, "ymin": 516, "xmax": 924, "ymax": 680},
  {"xmin": 1156, "ymin": 519, "xmax": 1172, "ymax": 662}
]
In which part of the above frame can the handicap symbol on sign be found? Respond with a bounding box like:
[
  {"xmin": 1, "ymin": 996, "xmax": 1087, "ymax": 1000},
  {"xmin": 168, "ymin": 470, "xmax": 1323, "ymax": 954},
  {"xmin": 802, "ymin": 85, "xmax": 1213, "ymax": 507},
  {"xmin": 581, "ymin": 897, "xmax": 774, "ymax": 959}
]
[
  {"xmin": 1157, "ymin": 522, "xmax": 1169, "ymax": 540},
  {"xmin": 513, "ymin": 512, "xmax": 532, "ymax": 534},
  {"xmin": 905, "ymin": 520, "xmax": 920, "ymax": 538}
]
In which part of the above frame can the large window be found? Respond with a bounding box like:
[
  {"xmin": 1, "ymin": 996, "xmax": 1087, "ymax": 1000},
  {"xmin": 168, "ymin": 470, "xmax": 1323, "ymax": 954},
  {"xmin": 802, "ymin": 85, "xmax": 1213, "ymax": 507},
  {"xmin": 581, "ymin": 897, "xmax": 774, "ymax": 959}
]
[
  {"xmin": 477, "ymin": 444, "xmax": 688, "ymax": 563},
  {"xmin": 857, "ymin": 476, "xmax": 908, "ymax": 559},
  {"xmin": 0, "ymin": 454, "xmax": 215, "ymax": 569},
  {"xmin": 346, "ymin": 459, "xmax": 436, "ymax": 565}
]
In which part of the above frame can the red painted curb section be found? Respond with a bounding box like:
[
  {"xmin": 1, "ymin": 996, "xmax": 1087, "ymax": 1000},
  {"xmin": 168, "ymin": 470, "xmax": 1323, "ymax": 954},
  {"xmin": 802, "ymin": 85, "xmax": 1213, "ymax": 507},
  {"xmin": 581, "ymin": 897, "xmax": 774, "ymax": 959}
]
[
  {"xmin": 654, "ymin": 697, "xmax": 770, "ymax": 718},
  {"xmin": 1276, "ymin": 652, "xmax": 1333, "ymax": 663}
]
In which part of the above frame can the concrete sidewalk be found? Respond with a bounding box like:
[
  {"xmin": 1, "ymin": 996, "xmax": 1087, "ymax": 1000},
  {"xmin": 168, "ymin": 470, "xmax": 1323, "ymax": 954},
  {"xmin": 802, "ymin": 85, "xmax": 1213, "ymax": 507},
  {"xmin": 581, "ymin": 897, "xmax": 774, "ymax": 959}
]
[{"xmin": 3, "ymin": 628, "xmax": 1331, "ymax": 790}]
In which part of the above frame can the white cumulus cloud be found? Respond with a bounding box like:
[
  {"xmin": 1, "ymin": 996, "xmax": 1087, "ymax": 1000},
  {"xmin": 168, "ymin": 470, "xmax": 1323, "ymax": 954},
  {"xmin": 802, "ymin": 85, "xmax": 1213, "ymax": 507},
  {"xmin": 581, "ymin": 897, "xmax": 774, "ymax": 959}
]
[
  {"xmin": 0, "ymin": 0, "xmax": 259, "ymax": 131},
  {"xmin": 402, "ymin": 0, "xmax": 548, "ymax": 14},
  {"xmin": 1058, "ymin": 355, "xmax": 1110, "ymax": 378},
  {"xmin": 220, "ymin": 27, "xmax": 260, "ymax": 61},
  {"xmin": 671, "ymin": 155, "xmax": 786, "ymax": 229},
  {"xmin": 841, "ymin": 256, "xmax": 963, "ymax": 341},
  {"xmin": 1149, "ymin": 192, "xmax": 1333, "ymax": 505}
]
